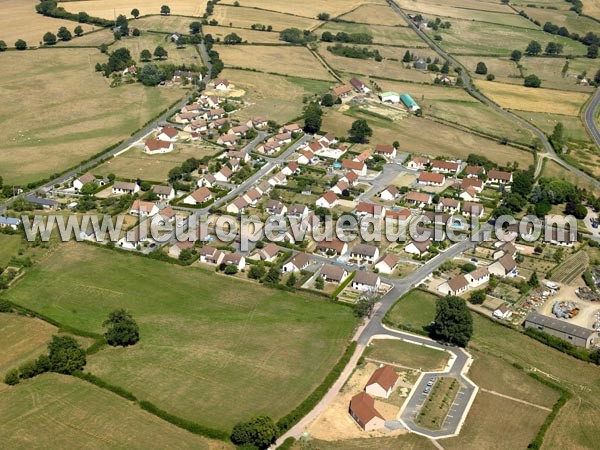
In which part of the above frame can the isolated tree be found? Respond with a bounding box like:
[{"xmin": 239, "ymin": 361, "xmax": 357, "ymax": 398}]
[
  {"xmin": 248, "ymin": 263, "xmax": 266, "ymax": 280},
  {"xmin": 348, "ymin": 119, "xmax": 373, "ymax": 143},
  {"xmin": 74, "ymin": 25, "xmax": 84, "ymax": 37},
  {"xmin": 140, "ymin": 49, "xmax": 152, "ymax": 61},
  {"xmin": 354, "ymin": 297, "xmax": 375, "ymax": 318},
  {"xmin": 131, "ymin": 8, "xmax": 140, "ymax": 18},
  {"xmin": 0, "ymin": 40, "xmax": 7, "ymax": 51},
  {"xmin": 441, "ymin": 61, "xmax": 450, "ymax": 74},
  {"xmin": 224, "ymin": 33, "xmax": 242, "ymax": 44},
  {"xmin": 231, "ymin": 416, "xmax": 278, "ymax": 449},
  {"xmin": 315, "ymin": 275, "xmax": 324, "ymax": 290},
  {"xmin": 264, "ymin": 267, "xmax": 281, "ymax": 283},
  {"xmin": 524, "ymin": 74, "xmax": 541, "ymax": 88},
  {"xmin": 153, "ymin": 45, "xmax": 168, "ymax": 60},
  {"xmin": 189, "ymin": 21, "xmax": 202, "ymax": 34},
  {"xmin": 321, "ymin": 93, "xmax": 335, "ymax": 107},
  {"xmin": 588, "ymin": 44, "xmax": 599, "ymax": 59},
  {"xmin": 224, "ymin": 265, "xmax": 238, "ymax": 275},
  {"xmin": 57, "ymin": 26, "xmax": 72, "ymax": 41},
  {"xmin": 549, "ymin": 122, "xmax": 565, "ymax": 152},
  {"xmin": 431, "ymin": 296, "xmax": 473, "ymax": 347},
  {"xmin": 402, "ymin": 49, "xmax": 412, "ymax": 62},
  {"xmin": 176, "ymin": 36, "xmax": 187, "ymax": 48},
  {"xmin": 116, "ymin": 14, "xmax": 129, "ymax": 35},
  {"xmin": 4, "ymin": 369, "xmax": 19, "ymax": 386},
  {"xmin": 469, "ymin": 289, "xmax": 486, "ymax": 305},
  {"xmin": 103, "ymin": 309, "xmax": 140, "ymax": 346},
  {"xmin": 160, "ymin": 5, "xmax": 171, "ymax": 15},
  {"xmin": 15, "ymin": 39, "xmax": 27, "ymax": 50},
  {"xmin": 303, "ymin": 102, "xmax": 323, "ymax": 134},
  {"xmin": 528, "ymin": 271, "xmax": 540, "ymax": 288},
  {"xmin": 510, "ymin": 49, "xmax": 522, "ymax": 61},
  {"xmin": 317, "ymin": 12, "xmax": 330, "ymax": 21},
  {"xmin": 107, "ymin": 47, "xmax": 133, "ymax": 72},
  {"xmin": 525, "ymin": 40, "xmax": 542, "ymax": 56},
  {"xmin": 286, "ymin": 272, "xmax": 297, "ymax": 287},
  {"xmin": 43, "ymin": 32, "xmax": 57, "ymax": 45},
  {"xmin": 47, "ymin": 335, "xmax": 86, "ymax": 374},
  {"xmin": 475, "ymin": 61, "xmax": 487, "ymax": 75},
  {"xmin": 545, "ymin": 42, "xmax": 563, "ymax": 55}
]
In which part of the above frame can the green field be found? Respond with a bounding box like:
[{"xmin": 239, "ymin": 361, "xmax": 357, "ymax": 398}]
[
  {"xmin": 384, "ymin": 289, "xmax": 438, "ymax": 334},
  {"xmin": 292, "ymin": 434, "xmax": 438, "ymax": 450},
  {"xmin": 365, "ymin": 338, "xmax": 449, "ymax": 371},
  {"xmin": 318, "ymin": 21, "xmax": 426, "ymax": 47},
  {"xmin": 0, "ymin": 234, "xmax": 23, "ymax": 266},
  {"xmin": 4, "ymin": 243, "xmax": 357, "ymax": 431},
  {"xmin": 0, "ymin": 374, "xmax": 227, "ymax": 450}
]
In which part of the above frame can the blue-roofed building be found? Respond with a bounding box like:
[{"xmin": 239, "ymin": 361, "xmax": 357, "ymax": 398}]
[
  {"xmin": 400, "ymin": 93, "xmax": 420, "ymax": 112},
  {"xmin": 25, "ymin": 195, "xmax": 59, "ymax": 210},
  {"xmin": 0, "ymin": 216, "xmax": 22, "ymax": 230}
]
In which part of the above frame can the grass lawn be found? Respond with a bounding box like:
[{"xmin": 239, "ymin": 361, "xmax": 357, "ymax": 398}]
[
  {"xmin": 57, "ymin": 0, "xmax": 207, "ymax": 19},
  {"xmin": 541, "ymin": 159, "xmax": 598, "ymax": 191},
  {"xmin": 0, "ymin": 48, "xmax": 184, "ymax": 185},
  {"xmin": 0, "ymin": 314, "xmax": 57, "ymax": 376},
  {"xmin": 4, "ymin": 243, "xmax": 357, "ymax": 431},
  {"xmin": 291, "ymin": 434, "xmax": 438, "ymax": 450},
  {"xmin": 384, "ymin": 289, "xmax": 438, "ymax": 334},
  {"xmin": 365, "ymin": 338, "xmax": 449, "ymax": 371},
  {"xmin": 0, "ymin": 373, "xmax": 229, "ymax": 449}
]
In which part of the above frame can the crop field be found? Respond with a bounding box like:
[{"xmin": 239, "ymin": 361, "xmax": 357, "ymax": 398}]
[
  {"xmin": 133, "ymin": 15, "xmax": 200, "ymax": 34},
  {"xmin": 338, "ymin": 3, "xmax": 408, "ymax": 26},
  {"xmin": 395, "ymin": 0, "xmax": 512, "ymax": 14},
  {"xmin": 0, "ymin": 0, "xmax": 96, "ymax": 47},
  {"xmin": 58, "ymin": 0, "xmax": 207, "ymax": 19},
  {"xmin": 365, "ymin": 338, "xmax": 449, "ymax": 371},
  {"xmin": 113, "ymin": 33, "xmax": 203, "ymax": 67},
  {"xmin": 428, "ymin": 19, "xmax": 588, "ymax": 55},
  {"xmin": 519, "ymin": 6, "xmax": 599, "ymax": 36},
  {"xmin": 94, "ymin": 142, "xmax": 223, "ymax": 181},
  {"xmin": 0, "ymin": 48, "xmax": 184, "ymax": 185},
  {"xmin": 317, "ymin": 21, "xmax": 426, "ymax": 47},
  {"xmin": 474, "ymin": 80, "xmax": 590, "ymax": 116},
  {"xmin": 220, "ymin": 0, "xmax": 372, "ymax": 18},
  {"xmin": 5, "ymin": 244, "xmax": 356, "ymax": 431},
  {"xmin": 203, "ymin": 26, "xmax": 283, "ymax": 44},
  {"xmin": 219, "ymin": 69, "xmax": 332, "ymax": 123},
  {"xmin": 323, "ymin": 107, "xmax": 534, "ymax": 167},
  {"xmin": 211, "ymin": 4, "xmax": 319, "ymax": 31},
  {"xmin": 216, "ymin": 44, "xmax": 335, "ymax": 81},
  {"xmin": 0, "ymin": 315, "xmax": 57, "ymax": 376},
  {"xmin": 0, "ymin": 374, "xmax": 228, "ymax": 449}
]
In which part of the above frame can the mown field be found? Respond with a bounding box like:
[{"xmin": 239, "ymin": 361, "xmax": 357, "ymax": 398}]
[
  {"xmin": 216, "ymin": 44, "xmax": 335, "ymax": 81},
  {"xmin": 338, "ymin": 3, "xmax": 408, "ymax": 26},
  {"xmin": 0, "ymin": 48, "xmax": 184, "ymax": 185},
  {"xmin": 204, "ymin": 25, "xmax": 283, "ymax": 44},
  {"xmin": 0, "ymin": 0, "xmax": 96, "ymax": 47},
  {"xmin": 365, "ymin": 338, "xmax": 449, "ymax": 371},
  {"xmin": 292, "ymin": 434, "xmax": 438, "ymax": 450},
  {"xmin": 0, "ymin": 234, "xmax": 23, "ymax": 266},
  {"xmin": 0, "ymin": 373, "xmax": 229, "ymax": 449},
  {"xmin": 58, "ymin": 0, "xmax": 207, "ymax": 19},
  {"xmin": 385, "ymin": 289, "xmax": 438, "ymax": 333},
  {"xmin": 317, "ymin": 21, "xmax": 426, "ymax": 47},
  {"xmin": 519, "ymin": 5, "xmax": 599, "ymax": 36},
  {"xmin": 113, "ymin": 33, "xmax": 203, "ymax": 67},
  {"xmin": 211, "ymin": 4, "xmax": 319, "ymax": 31},
  {"xmin": 133, "ymin": 15, "xmax": 200, "ymax": 34},
  {"xmin": 220, "ymin": 0, "xmax": 371, "ymax": 18},
  {"xmin": 395, "ymin": 0, "xmax": 513, "ymax": 14},
  {"xmin": 4, "ymin": 243, "xmax": 357, "ymax": 431},
  {"xmin": 219, "ymin": 68, "xmax": 332, "ymax": 123}
]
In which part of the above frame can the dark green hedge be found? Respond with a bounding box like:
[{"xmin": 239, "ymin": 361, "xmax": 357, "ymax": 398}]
[{"xmin": 74, "ymin": 371, "xmax": 137, "ymax": 402}]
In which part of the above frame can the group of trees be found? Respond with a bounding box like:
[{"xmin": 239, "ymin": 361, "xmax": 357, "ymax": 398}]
[
  {"xmin": 42, "ymin": 25, "xmax": 82, "ymax": 45},
  {"xmin": 231, "ymin": 415, "xmax": 278, "ymax": 449},
  {"xmin": 327, "ymin": 44, "xmax": 382, "ymax": 61},
  {"xmin": 321, "ymin": 31, "xmax": 373, "ymax": 45},
  {"xmin": 431, "ymin": 296, "xmax": 473, "ymax": 347},
  {"xmin": 223, "ymin": 33, "xmax": 243, "ymax": 44},
  {"xmin": 348, "ymin": 119, "xmax": 373, "ymax": 143},
  {"xmin": 279, "ymin": 28, "xmax": 315, "ymax": 44},
  {"xmin": 250, "ymin": 23, "xmax": 273, "ymax": 32}
]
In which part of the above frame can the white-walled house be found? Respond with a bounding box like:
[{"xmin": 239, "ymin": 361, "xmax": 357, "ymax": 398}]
[
  {"xmin": 465, "ymin": 267, "xmax": 490, "ymax": 287},
  {"xmin": 352, "ymin": 271, "xmax": 381, "ymax": 291},
  {"xmin": 438, "ymin": 274, "xmax": 469, "ymax": 296},
  {"xmin": 112, "ymin": 181, "xmax": 139, "ymax": 195},
  {"xmin": 316, "ymin": 191, "xmax": 339, "ymax": 209},
  {"xmin": 130, "ymin": 199, "xmax": 159, "ymax": 217},
  {"xmin": 365, "ymin": 365, "xmax": 398, "ymax": 399},
  {"xmin": 183, "ymin": 187, "xmax": 212, "ymax": 206},
  {"xmin": 282, "ymin": 253, "xmax": 311, "ymax": 273},
  {"xmin": 157, "ymin": 126, "xmax": 179, "ymax": 142},
  {"xmin": 374, "ymin": 254, "xmax": 399, "ymax": 274}
]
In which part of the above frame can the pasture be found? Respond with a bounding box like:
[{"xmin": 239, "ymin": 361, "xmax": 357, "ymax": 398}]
[
  {"xmin": 0, "ymin": 48, "xmax": 183, "ymax": 185},
  {"xmin": 133, "ymin": 15, "xmax": 200, "ymax": 34},
  {"xmin": 0, "ymin": 315, "xmax": 57, "ymax": 376},
  {"xmin": 55, "ymin": 29, "xmax": 115, "ymax": 47},
  {"xmin": 541, "ymin": 159, "xmax": 599, "ymax": 190},
  {"xmin": 318, "ymin": 21, "xmax": 426, "ymax": 47},
  {"xmin": 215, "ymin": 44, "xmax": 335, "ymax": 81},
  {"xmin": 518, "ymin": 57, "xmax": 596, "ymax": 92},
  {"xmin": 5, "ymin": 243, "xmax": 357, "ymax": 431},
  {"xmin": 475, "ymin": 80, "xmax": 590, "ymax": 116},
  {"xmin": 203, "ymin": 26, "xmax": 283, "ymax": 44},
  {"xmin": 514, "ymin": 110, "xmax": 590, "ymax": 142},
  {"xmin": 219, "ymin": 69, "xmax": 332, "ymax": 123},
  {"xmin": 338, "ymin": 3, "xmax": 408, "ymax": 26},
  {"xmin": 0, "ymin": 374, "xmax": 227, "ymax": 449},
  {"xmin": 459, "ymin": 56, "xmax": 521, "ymax": 82},
  {"xmin": 0, "ymin": 0, "xmax": 96, "ymax": 48},
  {"xmin": 365, "ymin": 338, "xmax": 449, "ymax": 371},
  {"xmin": 519, "ymin": 6, "xmax": 599, "ymax": 36},
  {"xmin": 58, "ymin": 0, "xmax": 206, "ymax": 19},
  {"xmin": 220, "ymin": 0, "xmax": 371, "ymax": 18},
  {"xmin": 211, "ymin": 4, "xmax": 319, "ymax": 31},
  {"xmin": 395, "ymin": 0, "xmax": 512, "ymax": 14},
  {"xmin": 113, "ymin": 33, "xmax": 203, "ymax": 66},
  {"xmin": 0, "ymin": 234, "xmax": 23, "ymax": 266}
]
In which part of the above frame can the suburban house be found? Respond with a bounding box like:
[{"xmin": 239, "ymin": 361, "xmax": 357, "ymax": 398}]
[
  {"xmin": 462, "ymin": 202, "xmax": 485, "ymax": 218},
  {"xmin": 256, "ymin": 181, "xmax": 272, "ymax": 195},
  {"xmin": 271, "ymin": 132, "xmax": 292, "ymax": 145},
  {"xmin": 152, "ymin": 185, "xmax": 175, "ymax": 201},
  {"xmin": 0, "ymin": 216, "xmax": 21, "ymax": 230},
  {"xmin": 222, "ymin": 253, "xmax": 246, "ymax": 271},
  {"xmin": 385, "ymin": 208, "xmax": 412, "ymax": 224},
  {"xmin": 465, "ymin": 165, "xmax": 485, "ymax": 178},
  {"xmin": 259, "ymin": 141, "xmax": 282, "ymax": 155},
  {"xmin": 282, "ymin": 162, "xmax": 300, "ymax": 176},
  {"xmin": 431, "ymin": 160, "xmax": 460, "ymax": 175},
  {"xmin": 112, "ymin": 181, "xmax": 139, "ymax": 195},
  {"xmin": 217, "ymin": 134, "xmax": 239, "ymax": 146},
  {"xmin": 546, "ymin": 227, "xmax": 576, "ymax": 247},
  {"xmin": 332, "ymin": 180, "xmax": 350, "ymax": 195},
  {"xmin": 341, "ymin": 171, "xmax": 359, "ymax": 186},
  {"xmin": 356, "ymin": 202, "xmax": 386, "ymax": 219},
  {"xmin": 117, "ymin": 227, "xmax": 147, "ymax": 250},
  {"xmin": 198, "ymin": 173, "xmax": 216, "ymax": 188},
  {"xmin": 320, "ymin": 265, "xmax": 347, "ymax": 283},
  {"xmin": 214, "ymin": 166, "xmax": 233, "ymax": 182},
  {"xmin": 157, "ymin": 126, "xmax": 179, "ymax": 142},
  {"xmin": 156, "ymin": 206, "xmax": 176, "ymax": 225},
  {"xmin": 73, "ymin": 172, "xmax": 98, "ymax": 191},
  {"xmin": 282, "ymin": 253, "xmax": 311, "ymax": 273},
  {"xmin": 350, "ymin": 244, "xmax": 380, "ymax": 264},
  {"xmin": 488, "ymin": 254, "xmax": 517, "ymax": 277},
  {"xmin": 493, "ymin": 242, "xmax": 517, "ymax": 260},
  {"xmin": 406, "ymin": 156, "xmax": 429, "ymax": 170},
  {"xmin": 214, "ymin": 79, "xmax": 230, "ymax": 90},
  {"xmin": 183, "ymin": 187, "xmax": 212, "ymax": 206},
  {"xmin": 144, "ymin": 139, "xmax": 173, "ymax": 154},
  {"xmin": 352, "ymin": 271, "xmax": 381, "ymax": 291},
  {"xmin": 226, "ymin": 196, "xmax": 249, "ymax": 214},
  {"xmin": 374, "ymin": 144, "xmax": 397, "ymax": 160},
  {"xmin": 280, "ymin": 123, "xmax": 302, "ymax": 134},
  {"xmin": 316, "ymin": 191, "xmax": 339, "ymax": 209},
  {"xmin": 350, "ymin": 77, "xmax": 371, "ymax": 93},
  {"xmin": 297, "ymin": 149, "xmax": 317, "ymax": 165},
  {"xmin": 206, "ymin": 108, "xmax": 226, "ymax": 121},
  {"xmin": 266, "ymin": 199, "xmax": 287, "ymax": 216},
  {"xmin": 255, "ymin": 243, "xmax": 279, "ymax": 262},
  {"xmin": 230, "ymin": 125, "xmax": 249, "ymax": 137},
  {"xmin": 461, "ymin": 177, "xmax": 484, "ymax": 193},
  {"xmin": 374, "ymin": 253, "xmax": 400, "ymax": 274},
  {"xmin": 243, "ymin": 188, "xmax": 262, "ymax": 206},
  {"xmin": 332, "ymin": 84, "xmax": 353, "ymax": 98},
  {"xmin": 465, "ymin": 267, "xmax": 490, "ymax": 287},
  {"xmin": 342, "ymin": 159, "xmax": 367, "ymax": 176},
  {"xmin": 437, "ymin": 198, "xmax": 461, "ymax": 213},
  {"xmin": 287, "ymin": 204, "xmax": 309, "ymax": 219},
  {"xmin": 380, "ymin": 185, "xmax": 400, "ymax": 201},
  {"xmin": 168, "ymin": 241, "xmax": 195, "ymax": 259},
  {"xmin": 405, "ymin": 239, "xmax": 431, "ymax": 256},
  {"xmin": 365, "ymin": 365, "xmax": 399, "ymax": 399},
  {"xmin": 354, "ymin": 150, "xmax": 371, "ymax": 163},
  {"xmin": 418, "ymin": 172, "xmax": 445, "ymax": 186},
  {"xmin": 524, "ymin": 311, "xmax": 595, "ymax": 348},
  {"xmin": 199, "ymin": 246, "xmax": 225, "ymax": 265},
  {"xmin": 460, "ymin": 187, "xmax": 479, "ymax": 202},
  {"xmin": 349, "ymin": 392, "xmax": 385, "ymax": 431},
  {"xmin": 130, "ymin": 199, "xmax": 159, "ymax": 217},
  {"xmin": 175, "ymin": 111, "xmax": 202, "ymax": 123},
  {"xmin": 438, "ymin": 274, "xmax": 470, "ymax": 296},
  {"xmin": 493, "ymin": 305, "xmax": 512, "ymax": 320},
  {"xmin": 487, "ymin": 170, "xmax": 513, "ymax": 185},
  {"xmin": 268, "ymin": 171, "xmax": 287, "ymax": 186},
  {"xmin": 247, "ymin": 117, "xmax": 268, "ymax": 129},
  {"xmin": 315, "ymin": 239, "xmax": 348, "ymax": 256},
  {"xmin": 184, "ymin": 119, "xmax": 208, "ymax": 133},
  {"xmin": 405, "ymin": 192, "xmax": 432, "ymax": 207}
]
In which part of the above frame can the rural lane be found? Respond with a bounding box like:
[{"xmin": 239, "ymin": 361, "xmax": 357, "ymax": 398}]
[{"xmin": 584, "ymin": 88, "xmax": 600, "ymax": 148}]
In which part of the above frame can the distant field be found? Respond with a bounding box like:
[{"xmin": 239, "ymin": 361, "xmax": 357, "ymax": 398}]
[
  {"xmin": 581, "ymin": 0, "xmax": 600, "ymax": 19},
  {"xmin": 0, "ymin": 374, "xmax": 227, "ymax": 450},
  {"xmin": 365, "ymin": 338, "xmax": 449, "ymax": 371},
  {"xmin": 541, "ymin": 159, "xmax": 598, "ymax": 190},
  {"xmin": 220, "ymin": 0, "xmax": 370, "ymax": 18},
  {"xmin": 518, "ymin": 57, "xmax": 596, "ymax": 92},
  {"xmin": 113, "ymin": 33, "xmax": 203, "ymax": 66},
  {"xmin": 0, "ymin": 0, "xmax": 95, "ymax": 47},
  {"xmin": 58, "ymin": 0, "xmax": 206, "ymax": 19},
  {"xmin": 216, "ymin": 44, "xmax": 335, "ymax": 80},
  {"xmin": 204, "ymin": 25, "xmax": 283, "ymax": 44},
  {"xmin": 513, "ymin": 110, "xmax": 590, "ymax": 142},
  {"xmin": 318, "ymin": 21, "xmax": 426, "ymax": 47},
  {"xmin": 0, "ymin": 48, "xmax": 184, "ymax": 185},
  {"xmin": 520, "ymin": 6, "xmax": 599, "ymax": 36},
  {"xmin": 211, "ymin": 5, "xmax": 319, "ymax": 31},
  {"xmin": 403, "ymin": 4, "xmax": 537, "ymax": 28},
  {"xmin": 95, "ymin": 142, "xmax": 222, "ymax": 182},
  {"xmin": 395, "ymin": 0, "xmax": 512, "ymax": 14},
  {"xmin": 338, "ymin": 3, "xmax": 408, "ymax": 25},
  {"xmin": 475, "ymin": 80, "xmax": 590, "ymax": 116},
  {"xmin": 0, "ymin": 315, "xmax": 57, "ymax": 376},
  {"xmin": 133, "ymin": 15, "xmax": 199, "ymax": 34},
  {"xmin": 5, "ymin": 244, "xmax": 356, "ymax": 431},
  {"xmin": 220, "ymin": 68, "xmax": 332, "ymax": 123},
  {"xmin": 459, "ymin": 55, "xmax": 521, "ymax": 82}
]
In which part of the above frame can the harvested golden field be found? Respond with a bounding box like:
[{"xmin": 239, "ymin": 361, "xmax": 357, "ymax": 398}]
[
  {"xmin": 211, "ymin": 4, "xmax": 319, "ymax": 31},
  {"xmin": 395, "ymin": 0, "xmax": 511, "ymax": 13},
  {"xmin": 220, "ymin": 0, "xmax": 371, "ymax": 18},
  {"xmin": 0, "ymin": 0, "xmax": 95, "ymax": 48},
  {"xmin": 337, "ymin": 3, "xmax": 408, "ymax": 25},
  {"xmin": 114, "ymin": 33, "xmax": 203, "ymax": 66},
  {"xmin": 56, "ymin": 29, "xmax": 114, "ymax": 47},
  {"xmin": 204, "ymin": 25, "xmax": 283, "ymax": 44},
  {"xmin": 0, "ymin": 48, "xmax": 184, "ymax": 185},
  {"xmin": 132, "ymin": 15, "xmax": 199, "ymax": 34},
  {"xmin": 475, "ymin": 80, "xmax": 590, "ymax": 116},
  {"xmin": 58, "ymin": 0, "xmax": 206, "ymax": 19},
  {"xmin": 218, "ymin": 69, "xmax": 332, "ymax": 123},
  {"xmin": 0, "ymin": 315, "xmax": 57, "ymax": 376},
  {"xmin": 216, "ymin": 44, "xmax": 335, "ymax": 81},
  {"xmin": 582, "ymin": 0, "xmax": 600, "ymax": 19}
]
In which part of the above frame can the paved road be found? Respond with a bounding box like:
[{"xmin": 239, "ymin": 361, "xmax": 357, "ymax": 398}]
[{"xmin": 584, "ymin": 88, "xmax": 600, "ymax": 148}]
